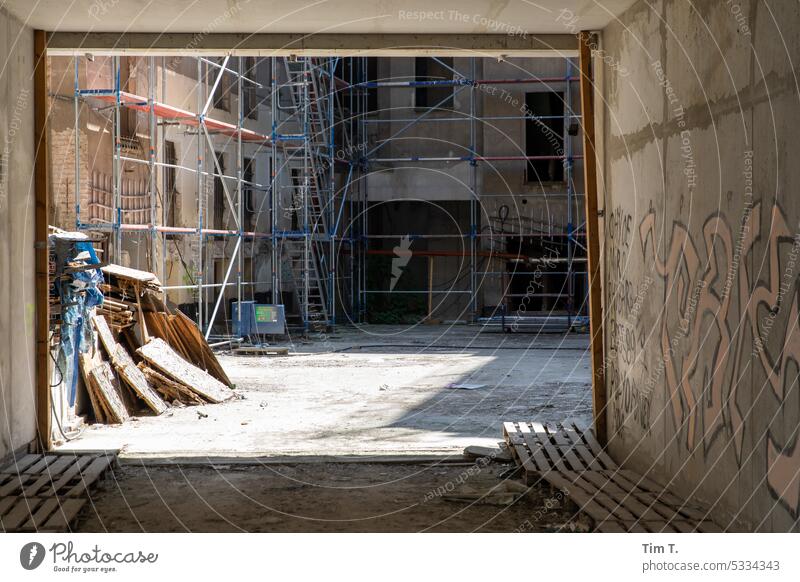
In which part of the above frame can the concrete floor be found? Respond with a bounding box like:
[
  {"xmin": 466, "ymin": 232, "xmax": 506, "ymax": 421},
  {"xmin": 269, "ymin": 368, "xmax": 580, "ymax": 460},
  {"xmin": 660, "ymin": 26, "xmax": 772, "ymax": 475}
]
[{"xmin": 58, "ymin": 324, "xmax": 592, "ymax": 459}]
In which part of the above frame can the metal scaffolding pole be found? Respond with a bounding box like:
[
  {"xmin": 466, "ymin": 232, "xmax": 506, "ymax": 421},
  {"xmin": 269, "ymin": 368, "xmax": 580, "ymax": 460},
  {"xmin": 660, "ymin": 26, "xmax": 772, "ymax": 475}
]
[
  {"xmin": 236, "ymin": 56, "xmax": 243, "ymax": 333},
  {"xmin": 148, "ymin": 56, "xmax": 157, "ymax": 273},
  {"xmin": 270, "ymin": 56, "xmax": 279, "ymax": 306},
  {"xmin": 112, "ymin": 55, "xmax": 122, "ymax": 263},
  {"xmin": 469, "ymin": 56, "xmax": 477, "ymax": 322},
  {"xmin": 73, "ymin": 57, "xmax": 80, "ymax": 231},
  {"xmin": 196, "ymin": 58, "xmax": 204, "ymax": 331}
]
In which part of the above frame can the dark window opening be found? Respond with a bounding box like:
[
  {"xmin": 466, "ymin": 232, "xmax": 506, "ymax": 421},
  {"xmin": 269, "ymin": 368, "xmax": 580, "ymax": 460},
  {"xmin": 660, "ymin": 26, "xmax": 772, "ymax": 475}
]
[
  {"xmin": 243, "ymin": 157, "xmax": 255, "ymax": 231},
  {"xmin": 525, "ymin": 92, "xmax": 565, "ymax": 183},
  {"xmin": 213, "ymin": 153, "xmax": 226, "ymax": 230},
  {"xmin": 164, "ymin": 140, "xmax": 177, "ymax": 226},
  {"xmin": 242, "ymin": 57, "xmax": 259, "ymax": 120},
  {"xmin": 119, "ymin": 57, "xmax": 137, "ymax": 139},
  {"xmin": 366, "ymin": 57, "xmax": 378, "ymax": 113},
  {"xmin": 211, "ymin": 58, "xmax": 232, "ymax": 112},
  {"xmin": 415, "ymin": 57, "xmax": 454, "ymax": 109}
]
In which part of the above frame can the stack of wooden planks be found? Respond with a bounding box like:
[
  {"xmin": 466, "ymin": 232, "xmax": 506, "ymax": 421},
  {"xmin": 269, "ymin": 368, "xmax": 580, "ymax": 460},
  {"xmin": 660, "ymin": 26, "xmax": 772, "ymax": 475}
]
[{"xmin": 77, "ymin": 263, "xmax": 233, "ymax": 424}]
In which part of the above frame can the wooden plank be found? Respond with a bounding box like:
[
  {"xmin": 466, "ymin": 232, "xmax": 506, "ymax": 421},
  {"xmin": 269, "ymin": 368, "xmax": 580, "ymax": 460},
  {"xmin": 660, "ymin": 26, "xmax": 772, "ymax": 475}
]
[
  {"xmin": 546, "ymin": 425, "xmax": 586, "ymax": 471},
  {"xmin": 95, "ymin": 315, "xmax": 167, "ymax": 415},
  {"xmin": 65, "ymin": 455, "xmax": 114, "ymax": 497},
  {"xmin": 51, "ymin": 456, "xmax": 96, "ymax": 493},
  {"xmin": 137, "ymin": 338, "xmax": 233, "ymax": 403},
  {"xmin": 530, "ymin": 423, "xmax": 568, "ymax": 471},
  {"xmin": 0, "ymin": 498, "xmax": 42, "ymax": 531},
  {"xmin": 25, "ymin": 455, "xmax": 58, "ymax": 475},
  {"xmin": 581, "ymin": 471, "xmax": 677, "ymax": 532},
  {"xmin": 23, "ymin": 457, "xmax": 78, "ymax": 496},
  {"xmin": 578, "ymin": 31, "xmax": 607, "ymax": 445},
  {"xmin": 0, "ymin": 454, "xmax": 41, "ymax": 474},
  {"xmin": 41, "ymin": 498, "xmax": 86, "ymax": 532},
  {"xmin": 0, "ymin": 496, "xmax": 17, "ymax": 516},
  {"xmin": 102, "ymin": 263, "xmax": 161, "ymax": 285},
  {"xmin": 79, "ymin": 352, "xmax": 106, "ymax": 423},
  {"xmin": 34, "ymin": 29, "xmax": 51, "ymax": 453},
  {"xmin": 89, "ymin": 362, "xmax": 130, "ymax": 423},
  {"xmin": 575, "ymin": 424, "xmax": 617, "ymax": 470},
  {"xmin": 21, "ymin": 498, "xmax": 60, "ymax": 531},
  {"xmin": 140, "ymin": 364, "xmax": 204, "ymax": 405},
  {"xmin": 172, "ymin": 310, "xmax": 233, "ymax": 386},
  {"xmin": 0, "ymin": 475, "xmax": 28, "ymax": 497}
]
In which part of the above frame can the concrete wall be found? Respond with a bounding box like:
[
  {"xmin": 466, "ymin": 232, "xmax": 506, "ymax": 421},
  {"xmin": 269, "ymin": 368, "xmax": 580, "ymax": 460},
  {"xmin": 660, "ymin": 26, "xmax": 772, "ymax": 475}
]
[
  {"xmin": 601, "ymin": 0, "xmax": 800, "ymax": 531},
  {"xmin": 0, "ymin": 7, "xmax": 36, "ymax": 460}
]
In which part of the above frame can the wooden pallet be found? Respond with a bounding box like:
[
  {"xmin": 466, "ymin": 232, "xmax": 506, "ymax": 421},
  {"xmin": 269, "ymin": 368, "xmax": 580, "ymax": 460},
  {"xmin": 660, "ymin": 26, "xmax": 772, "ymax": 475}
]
[
  {"xmin": 0, "ymin": 496, "xmax": 87, "ymax": 532},
  {"xmin": 503, "ymin": 422, "xmax": 722, "ymax": 533},
  {"xmin": 0, "ymin": 453, "xmax": 115, "ymax": 532}
]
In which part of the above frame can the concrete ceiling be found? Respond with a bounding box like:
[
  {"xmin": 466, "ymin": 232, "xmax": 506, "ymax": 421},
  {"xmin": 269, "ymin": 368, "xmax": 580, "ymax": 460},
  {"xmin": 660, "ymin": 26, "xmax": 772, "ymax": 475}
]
[{"xmin": 5, "ymin": 1, "xmax": 636, "ymax": 34}]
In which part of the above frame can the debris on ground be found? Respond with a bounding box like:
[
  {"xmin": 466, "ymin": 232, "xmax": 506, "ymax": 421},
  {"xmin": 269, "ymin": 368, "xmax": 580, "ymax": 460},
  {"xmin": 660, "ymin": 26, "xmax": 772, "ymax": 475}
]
[
  {"xmin": 443, "ymin": 479, "xmax": 530, "ymax": 506},
  {"xmin": 463, "ymin": 444, "xmax": 513, "ymax": 463},
  {"xmin": 447, "ymin": 383, "xmax": 486, "ymax": 390}
]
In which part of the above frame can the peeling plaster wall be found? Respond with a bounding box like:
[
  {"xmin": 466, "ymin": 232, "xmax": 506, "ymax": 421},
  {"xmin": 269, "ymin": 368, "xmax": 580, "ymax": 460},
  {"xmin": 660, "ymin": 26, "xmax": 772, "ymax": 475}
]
[
  {"xmin": 601, "ymin": 0, "xmax": 800, "ymax": 531},
  {"xmin": 0, "ymin": 7, "xmax": 36, "ymax": 460}
]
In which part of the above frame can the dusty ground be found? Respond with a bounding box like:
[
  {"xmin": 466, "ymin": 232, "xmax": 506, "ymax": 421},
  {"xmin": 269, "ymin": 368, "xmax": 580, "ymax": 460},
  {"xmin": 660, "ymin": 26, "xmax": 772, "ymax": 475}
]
[
  {"xmin": 67, "ymin": 325, "xmax": 592, "ymax": 532},
  {"xmin": 58, "ymin": 325, "xmax": 592, "ymax": 458},
  {"xmin": 79, "ymin": 460, "xmax": 589, "ymax": 532}
]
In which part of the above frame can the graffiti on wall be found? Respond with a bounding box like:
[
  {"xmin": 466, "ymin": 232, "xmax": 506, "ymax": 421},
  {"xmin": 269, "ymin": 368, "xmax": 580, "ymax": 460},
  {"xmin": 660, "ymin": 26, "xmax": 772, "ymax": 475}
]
[{"xmin": 633, "ymin": 201, "xmax": 800, "ymax": 518}]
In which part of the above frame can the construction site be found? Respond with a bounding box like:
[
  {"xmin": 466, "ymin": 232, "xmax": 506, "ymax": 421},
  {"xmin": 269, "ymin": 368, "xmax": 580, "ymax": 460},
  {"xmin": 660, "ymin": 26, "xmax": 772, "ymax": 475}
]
[{"xmin": 1, "ymin": 0, "xmax": 799, "ymax": 539}]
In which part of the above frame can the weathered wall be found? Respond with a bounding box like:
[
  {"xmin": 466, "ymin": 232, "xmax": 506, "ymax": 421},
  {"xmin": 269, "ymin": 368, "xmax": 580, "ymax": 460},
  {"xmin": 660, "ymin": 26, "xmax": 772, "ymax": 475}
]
[
  {"xmin": 601, "ymin": 0, "xmax": 800, "ymax": 531},
  {"xmin": 0, "ymin": 7, "xmax": 36, "ymax": 460}
]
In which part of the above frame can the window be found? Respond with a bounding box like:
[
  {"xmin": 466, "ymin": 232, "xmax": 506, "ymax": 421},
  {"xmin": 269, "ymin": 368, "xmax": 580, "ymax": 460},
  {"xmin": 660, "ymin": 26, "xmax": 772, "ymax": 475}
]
[
  {"xmin": 119, "ymin": 57, "xmax": 137, "ymax": 139},
  {"xmin": 525, "ymin": 92, "xmax": 565, "ymax": 183},
  {"xmin": 242, "ymin": 58, "xmax": 259, "ymax": 120},
  {"xmin": 164, "ymin": 141, "xmax": 177, "ymax": 226},
  {"xmin": 414, "ymin": 57, "xmax": 454, "ymax": 109},
  {"xmin": 366, "ymin": 58, "xmax": 378, "ymax": 113},
  {"xmin": 214, "ymin": 153, "xmax": 226, "ymax": 230},
  {"xmin": 211, "ymin": 58, "xmax": 231, "ymax": 112},
  {"xmin": 243, "ymin": 157, "xmax": 255, "ymax": 231}
]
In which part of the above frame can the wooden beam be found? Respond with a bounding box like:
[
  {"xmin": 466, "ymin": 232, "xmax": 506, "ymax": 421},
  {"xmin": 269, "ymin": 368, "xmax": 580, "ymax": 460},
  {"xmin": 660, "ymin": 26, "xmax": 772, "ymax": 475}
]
[
  {"xmin": 45, "ymin": 33, "xmax": 579, "ymax": 57},
  {"xmin": 33, "ymin": 30, "xmax": 51, "ymax": 452},
  {"xmin": 578, "ymin": 32, "xmax": 607, "ymax": 445}
]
